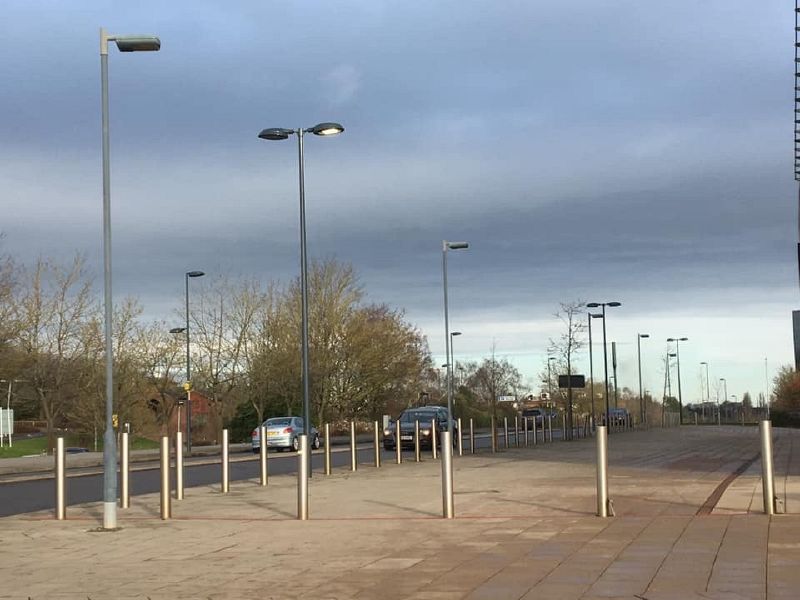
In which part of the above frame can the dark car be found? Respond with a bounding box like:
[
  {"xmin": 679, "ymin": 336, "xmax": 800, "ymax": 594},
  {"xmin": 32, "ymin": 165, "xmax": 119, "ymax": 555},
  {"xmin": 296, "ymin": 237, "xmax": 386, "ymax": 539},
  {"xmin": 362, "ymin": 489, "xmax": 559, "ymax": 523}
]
[{"xmin": 383, "ymin": 406, "xmax": 458, "ymax": 450}]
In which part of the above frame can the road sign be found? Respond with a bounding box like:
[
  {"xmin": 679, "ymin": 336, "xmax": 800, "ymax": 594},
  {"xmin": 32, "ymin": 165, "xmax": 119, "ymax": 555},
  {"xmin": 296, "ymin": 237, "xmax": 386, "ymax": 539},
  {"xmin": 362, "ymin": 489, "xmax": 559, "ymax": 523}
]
[{"xmin": 558, "ymin": 375, "xmax": 585, "ymax": 388}]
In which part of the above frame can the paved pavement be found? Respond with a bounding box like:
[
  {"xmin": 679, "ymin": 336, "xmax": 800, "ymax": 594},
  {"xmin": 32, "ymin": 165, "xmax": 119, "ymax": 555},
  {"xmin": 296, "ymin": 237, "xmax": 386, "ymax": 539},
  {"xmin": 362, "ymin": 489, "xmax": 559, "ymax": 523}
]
[{"xmin": 1, "ymin": 425, "xmax": 799, "ymax": 599}]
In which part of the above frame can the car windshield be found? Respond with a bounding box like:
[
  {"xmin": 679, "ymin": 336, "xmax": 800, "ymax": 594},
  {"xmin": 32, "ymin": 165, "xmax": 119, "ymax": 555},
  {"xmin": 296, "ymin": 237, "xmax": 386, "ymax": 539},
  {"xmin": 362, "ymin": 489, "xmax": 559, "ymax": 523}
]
[
  {"xmin": 266, "ymin": 418, "xmax": 293, "ymax": 427},
  {"xmin": 399, "ymin": 411, "xmax": 435, "ymax": 423}
]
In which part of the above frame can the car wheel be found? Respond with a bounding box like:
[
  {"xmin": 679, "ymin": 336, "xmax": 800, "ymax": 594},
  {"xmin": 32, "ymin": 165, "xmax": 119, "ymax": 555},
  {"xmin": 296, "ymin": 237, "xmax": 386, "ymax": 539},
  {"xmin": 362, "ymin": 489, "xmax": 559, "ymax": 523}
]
[
  {"xmin": 292, "ymin": 436, "xmax": 300, "ymax": 452},
  {"xmin": 312, "ymin": 434, "xmax": 321, "ymax": 450}
]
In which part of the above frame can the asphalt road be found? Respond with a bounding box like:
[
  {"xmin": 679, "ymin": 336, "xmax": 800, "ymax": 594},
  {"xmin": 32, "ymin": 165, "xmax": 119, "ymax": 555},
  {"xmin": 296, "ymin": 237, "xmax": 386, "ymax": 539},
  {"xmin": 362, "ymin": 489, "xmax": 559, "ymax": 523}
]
[{"xmin": 0, "ymin": 426, "xmax": 569, "ymax": 517}]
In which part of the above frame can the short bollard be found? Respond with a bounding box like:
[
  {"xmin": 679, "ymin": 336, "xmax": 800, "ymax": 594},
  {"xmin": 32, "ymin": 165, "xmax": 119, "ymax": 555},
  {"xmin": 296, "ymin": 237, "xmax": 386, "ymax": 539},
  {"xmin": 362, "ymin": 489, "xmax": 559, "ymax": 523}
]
[
  {"xmin": 469, "ymin": 418, "xmax": 475, "ymax": 454},
  {"xmin": 547, "ymin": 415, "xmax": 553, "ymax": 442},
  {"xmin": 457, "ymin": 417, "xmax": 463, "ymax": 456},
  {"xmin": 160, "ymin": 436, "xmax": 170, "ymax": 520},
  {"xmin": 532, "ymin": 418, "xmax": 538, "ymax": 446},
  {"xmin": 297, "ymin": 434, "xmax": 309, "ymax": 520},
  {"xmin": 562, "ymin": 414, "xmax": 567, "ymax": 441},
  {"xmin": 175, "ymin": 431, "xmax": 184, "ymax": 500},
  {"xmin": 373, "ymin": 420, "xmax": 381, "ymax": 467},
  {"xmin": 491, "ymin": 415, "xmax": 497, "ymax": 453},
  {"xmin": 432, "ymin": 420, "xmax": 438, "ymax": 459},
  {"xmin": 503, "ymin": 417, "xmax": 509, "ymax": 449},
  {"xmin": 259, "ymin": 426, "xmax": 269, "ymax": 486},
  {"xmin": 717, "ymin": 410, "xmax": 721, "ymax": 426},
  {"xmin": 441, "ymin": 431, "xmax": 454, "ymax": 519},
  {"xmin": 395, "ymin": 420, "xmax": 403, "ymax": 464},
  {"xmin": 760, "ymin": 420, "xmax": 776, "ymax": 515},
  {"xmin": 350, "ymin": 421, "xmax": 358, "ymax": 472},
  {"xmin": 523, "ymin": 416, "xmax": 529, "ymax": 447},
  {"xmin": 55, "ymin": 437, "xmax": 66, "ymax": 520},
  {"xmin": 324, "ymin": 424, "xmax": 332, "ymax": 475},
  {"xmin": 596, "ymin": 425, "xmax": 609, "ymax": 518},
  {"xmin": 414, "ymin": 420, "xmax": 421, "ymax": 462},
  {"xmin": 514, "ymin": 416, "xmax": 520, "ymax": 447},
  {"xmin": 120, "ymin": 431, "xmax": 130, "ymax": 508},
  {"xmin": 221, "ymin": 428, "xmax": 230, "ymax": 494}
]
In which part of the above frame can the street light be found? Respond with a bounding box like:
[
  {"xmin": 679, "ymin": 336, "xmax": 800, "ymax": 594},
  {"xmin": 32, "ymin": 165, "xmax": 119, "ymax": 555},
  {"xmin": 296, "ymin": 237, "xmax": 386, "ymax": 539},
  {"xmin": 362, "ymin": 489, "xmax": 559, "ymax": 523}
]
[
  {"xmin": 259, "ymin": 121, "xmax": 344, "ymax": 478},
  {"xmin": 588, "ymin": 313, "xmax": 603, "ymax": 426},
  {"xmin": 183, "ymin": 270, "xmax": 205, "ymax": 454},
  {"xmin": 637, "ymin": 334, "xmax": 649, "ymax": 425},
  {"xmin": 169, "ymin": 327, "xmax": 187, "ymax": 434},
  {"xmin": 442, "ymin": 241, "xmax": 469, "ymax": 437},
  {"xmin": 700, "ymin": 361, "xmax": 711, "ymax": 420},
  {"xmin": 720, "ymin": 377, "xmax": 728, "ymax": 422},
  {"xmin": 547, "ymin": 356, "xmax": 557, "ymax": 409},
  {"xmin": 667, "ymin": 337, "xmax": 688, "ymax": 424},
  {"xmin": 99, "ymin": 27, "xmax": 160, "ymax": 531},
  {"xmin": 586, "ymin": 302, "xmax": 622, "ymax": 428}
]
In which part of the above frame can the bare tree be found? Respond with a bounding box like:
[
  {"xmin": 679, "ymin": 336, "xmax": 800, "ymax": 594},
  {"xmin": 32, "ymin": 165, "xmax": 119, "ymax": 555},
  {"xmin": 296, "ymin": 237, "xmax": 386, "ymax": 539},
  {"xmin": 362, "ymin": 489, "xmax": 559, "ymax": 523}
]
[{"xmin": 547, "ymin": 301, "xmax": 586, "ymax": 439}]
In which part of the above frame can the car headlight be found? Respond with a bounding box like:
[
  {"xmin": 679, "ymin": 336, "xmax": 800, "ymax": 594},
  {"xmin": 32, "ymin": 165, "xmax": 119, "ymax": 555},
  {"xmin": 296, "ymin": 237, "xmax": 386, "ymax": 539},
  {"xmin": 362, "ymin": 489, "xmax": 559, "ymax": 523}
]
[
  {"xmin": 384, "ymin": 429, "xmax": 392, "ymax": 436},
  {"xmin": 421, "ymin": 429, "xmax": 431, "ymax": 436}
]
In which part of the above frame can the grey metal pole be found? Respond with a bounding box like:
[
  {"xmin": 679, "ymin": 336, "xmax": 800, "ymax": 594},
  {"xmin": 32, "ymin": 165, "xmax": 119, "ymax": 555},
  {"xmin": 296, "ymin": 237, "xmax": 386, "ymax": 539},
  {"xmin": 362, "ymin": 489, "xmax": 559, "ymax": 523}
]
[
  {"xmin": 395, "ymin": 420, "xmax": 403, "ymax": 464},
  {"xmin": 297, "ymin": 130, "xmax": 312, "ymax": 480},
  {"xmin": 297, "ymin": 434, "xmax": 308, "ymax": 520},
  {"xmin": 414, "ymin": 419, "xmax": 421, "ymax": 462},
  {"xmin": 100, "ymin": 29, "xmax": 117, "ymax": 531},
  {"xmin": 562, "ymin": 412, "xmax": 567, "ymax": 441},
  {"xmin": 457, "ymin": 417, "xmax": 463, "ymax": 456},
  {"xmin": 324, "ymin": 424, "xmax": 331, "ymax": 475},
  {"xmin": 503, "ymin": 417, "xmax": 509, "ymax": 449},
  {"xmin": 442, "ymin": 243, "xmax": 453, "ymax": 439},
  {"xmin": 373, "ymin": 420, "xmax": 381, "ymax": 467},
  {"xmin": 523, "ymin": 416, "xmax": 529, "ymax": 447},
  {"xmin": 221, "ymin": 428, "xmax": 229, "ymax": 494},
  {"xmin": 532, "ymin": 417, "xmax": 538, "ymax": 446},
  {"xmin": 637, "ymin": 335, "xmax": 644, "ymax": 426},
  {"xmin": 588, "ymin": 314, "xmax": 595, "ymax": 426},
  {"xmin": 259, "ymin": 426, "xmax": 268, "ymax": 486},
  {"xmin": 350, "ymin": 421, "xmax": 357, "ymax": 472},
  {"xmin": 490, "ymin": 415, "xmax": 497, "ymax": 453},
  {"xmin": 601, "ymin": 305, "xmax": 610, "ymax": 432},
  {"xmin": 547, "ymin": 414, "xmax": 553, "ymax": 442},
  {"xmin": 596, "ymin": 425, "xmax": 608, "ymax": 517},
  {"xmin": 469, "ymin": 418, "xmax": 475, "ymax": 454},
  {"xmin": 441, "ymin": 431, "xmax": 454, "ymax": 519},
  {"xmin": 120, "ymin": 431, "xmax": 130, "ymax": 508},
  {"xmin": 185, "ymin": 274, "xmax": 192, "ymax": 455},
  {"xmin": 676, "ymin": 340, "xmax": 684, "ymax": 425},
  {"xmin": 175, "ymin": 431, "xmax": 183, "ymax": 500},
  {"xmin": 760, "ymin": 420, "xmax": 775, "ymax": 515},
  {"xmin": 432, "ymin": 420, "xmax": 438, "ymax": 459},
  {"xmin": 514, "ymin": 416, "xmax": 520, "ymax": 447},
  {"xmin": 160, "ymin": 436, "xmax": 170, "ymax": 520},
  {"xmin": 55, "ymin": 437, "xmax": 66, "ymax": 520}
]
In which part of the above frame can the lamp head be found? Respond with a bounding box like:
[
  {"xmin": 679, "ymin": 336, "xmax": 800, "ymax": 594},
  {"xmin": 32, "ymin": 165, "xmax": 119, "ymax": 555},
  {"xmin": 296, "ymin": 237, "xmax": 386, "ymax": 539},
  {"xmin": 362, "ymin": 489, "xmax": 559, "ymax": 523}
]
[
  {"xmin": 586, "ymin": 302, "xmax": 600, "ymax": 308},
  {"xmin": 258, "ymin": 128, "xmax": 294, "ymax": 141},
  {"xmin": 451, "ymin": 331, "xmax": 462, "ymax": 337},
  {"xmin": 590, "ymin": 313, "xmax": 603, "ymax": 319},
  {"xmin": 639, "ymin": 333, "xmax": 650, "ymax": 338},
  {"xmin": 446, "ymin": 241, "xmax": 469, "ymax": 250},
  {"xmin": 309, "ymin": 122, "xmax": 344, "ymax": 136},
  {"xmin": 607, "ymin": 301, "xmax": 622, "ymax": 307},
  {"xmin": 169, "ymin": 327, "xmax": 186, "ymax": 334},
  {"xmin": 187, "ymin": 271, "xmax": 205, "ymax": 278},
  {"xmin": 114, "ymin": 35, "xmax": 161, "ymax": 52}
]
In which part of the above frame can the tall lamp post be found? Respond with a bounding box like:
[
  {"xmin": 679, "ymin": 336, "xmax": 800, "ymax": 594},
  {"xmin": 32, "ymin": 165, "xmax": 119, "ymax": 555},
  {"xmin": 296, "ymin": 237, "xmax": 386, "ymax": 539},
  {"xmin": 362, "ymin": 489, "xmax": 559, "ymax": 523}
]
[
  {"xmin": 547, "ymin": 356, "xmax": 557, "ymax": 410},
  {"xmin": 183, "ymin": 270, "xmax": 205, "ymax": 453},
  {"xmin": 100, "ymin": 27, "xmax": 160, "ymax": 530},
  {"xmin": 700, "ymin": 361, "xmax": 711, "ymax": 421},
  {"xmin": 259, "ymin": 122, "xmax": 344, "ymax": 477},
  {"xmin": 586, "ymin": 302, "xmax": 622, "ymax": 428},
  {"xmin": 720, "ymin": 377, "xmax": 728, "ymax": 423},
  {"xmin": 442, "ymin": 240, "xmax": 469, "ymax": 436},
  {"xmin": 588, "ymin": 313, "xmax": 603, "ymax": 425},
  {"xmin": 169, "ymin": 327, "xmax": 187, "ymax": 434},
  {"xmin": 637, "ymin": 333, "xmax": 649, "ymax": 425},
  {"xmin": 667, "ymin": 337, "xmax": 688, "ymax": 425}
]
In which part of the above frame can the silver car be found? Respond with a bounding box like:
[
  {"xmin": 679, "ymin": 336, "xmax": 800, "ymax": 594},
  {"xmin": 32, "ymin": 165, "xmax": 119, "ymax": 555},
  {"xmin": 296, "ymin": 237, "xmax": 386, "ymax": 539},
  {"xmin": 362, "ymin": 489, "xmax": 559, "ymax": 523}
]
[{"xmin": 251, "ymin": 417, "xmax": 320, "ymax": 453}]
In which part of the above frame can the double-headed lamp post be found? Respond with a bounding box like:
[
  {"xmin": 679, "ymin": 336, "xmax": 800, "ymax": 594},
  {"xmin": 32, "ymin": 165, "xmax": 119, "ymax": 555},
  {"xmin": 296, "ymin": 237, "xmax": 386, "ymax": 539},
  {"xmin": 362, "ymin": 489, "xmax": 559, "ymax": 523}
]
[
  {"xmin": 442, "ymin": 241, "xmax": 469, "ymax": 436},
  {"xmin": 666, "ymin": 337, "xmax": 688, "ymax": 424},
  {"xmin": 637, "ymin": 334, "xmax": 649, "ymax": 425},
  {"xmin": 259, "ymin": 122, "xmax": 344, "ymax": 477},
  {"xmin": 183, "ymin": 270, "xmax": 205, "ymax": 453},
  {"xmin": 100, "ymin": 27, "xmax": 160, "ymax": 531},
  {"xmin": 586, "ymin": 302, "xmax": 622, "ymax": 429}
]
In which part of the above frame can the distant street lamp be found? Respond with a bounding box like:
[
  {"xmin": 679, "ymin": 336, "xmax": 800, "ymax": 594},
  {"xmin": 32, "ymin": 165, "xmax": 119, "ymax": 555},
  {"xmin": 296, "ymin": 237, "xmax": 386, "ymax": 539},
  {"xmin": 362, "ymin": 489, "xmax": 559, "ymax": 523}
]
[
  {"xmin": 586, "ymin": 302, "xmax": 622, "ymax": 428},
  {"xmin": 547, "ymin": 356, "xmax": 557, "ymax": 409},
  {"xmin": 99, "ymin": 27, "xmax": 160, "ymax": 531},
  {"xmin": 667, "ymin": 337, "xmax": 688, "ymax": 424},
  {"xmin": 700, "ymin": 361, "xmax": 711, "ymax": 420},
  {"xmin": 169, "ymin": 327, "xmax": 187, "ymax": 434},
  {"xmin": 259, "ymin": 121, "xmax": 344, "ymax": 479},
  {"xmin": 450, "ymin": 331, "xmax": 462, "ymax": 408},
  {"xmin": 184, "ymin": 270, "xmax": 205, "ymax": 453},
  {"xmin": 588, "ymin": 313, "xmax": 603, "ymax": 425},
  {"xmin": 442, "ymin": 241, "xmax": 469, "ymax": 436},
  {"xmin": 637, "ymin": 334, "xmax": 649, "ymax": 425}
]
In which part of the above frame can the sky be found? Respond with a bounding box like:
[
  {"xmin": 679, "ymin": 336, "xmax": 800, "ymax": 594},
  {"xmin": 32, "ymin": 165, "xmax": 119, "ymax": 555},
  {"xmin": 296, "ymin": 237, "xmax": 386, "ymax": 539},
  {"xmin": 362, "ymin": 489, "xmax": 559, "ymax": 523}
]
[{"xmin": 0, "ymin": 0, "xmax": 796, "ymax": 406}]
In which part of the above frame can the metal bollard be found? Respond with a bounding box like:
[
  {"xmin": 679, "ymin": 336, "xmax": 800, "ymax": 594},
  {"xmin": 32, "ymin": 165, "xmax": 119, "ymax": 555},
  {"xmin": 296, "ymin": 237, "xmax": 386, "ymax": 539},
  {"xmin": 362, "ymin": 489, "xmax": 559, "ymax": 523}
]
[
  {"xmin": 547, "ymin": 415, "xmax": 553, "ymax": 442},
  {"xmin": 160, "ymin": 436, "xmax": 171, "ymax": 520},
  {"xmin": 596, "ymin": 426, "xmax": 609, "ymax": 517},
  {"xmin": 533, "ymin": 418, "xmax": 538, "ymax": 446},
  {"xmin": 457, "ymin": 417, "xmax": 463, "ymax": 456},
  {"xmin": 514, "ymin": 416, "xmax": 520, "ymax": 447},
  {"xmin": 297, "ymin": 435, "xmax": 309, "ymax": 520},
  {"xmin": 432, "ymin": 420, "xmax": 438, "ymax": 459},
  {"xmin": 373, "ymin": 420, "xmax": 381, "ymax": 467},
  {"xmin": 469, "ymin": 418, "xmax": 475, "ymax": 454},
  {"xmin": 55, "ymin": 437, "xmax": 66, "ymax": 520},
  {"xmin": 523, "ymin": 416, "xmax": 529, "ymax": 447},
  {"xmin": 324, "ymin": 424, "xmax": 332, "ymax": 475},
  {"xmin": 120, "ymin": 431, "xmax": 130, "ymax": 508},
  {"xmin": 717, "ymin": 410, "xmax": 721, "ymax": 426},
  {"xmin": 350, "ymin": 421, "xmax": 358, "ymax": 472},
  {"xmin": 562, "ymin": 414, "xmax": 567, "ymax": 441},
  {"xmin": 760, "ymin": 420, "xmax": 776, "ymax": 515},
  {"xmin": 395, "ymin": 420, "xmax": 403, "ymax": 464},
  {"xmin": 259, "ymin": 426, "xmax": 269, "ymax": 486},
  {"xmin": 503, "ymin": 417, "xmax": 509, "ymax": 449},
  {"xmin": 491, "ymin": 416, "xmax": 497, "ymax": 453},
  {"xmin": 415, "ymin": 419, "xmax": 421, "ymax": 462},
  {"xmin": 221, "ymin": 428, "xmax": 229, "ymax": 493},
  {"xmin": 175, "ymin": 431, "xmax": 184, "ymax": 500},
  {"xmin": 441, "ymin": 431, "xmax": 454, "ymax": 519}
]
